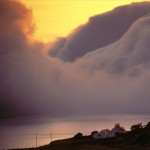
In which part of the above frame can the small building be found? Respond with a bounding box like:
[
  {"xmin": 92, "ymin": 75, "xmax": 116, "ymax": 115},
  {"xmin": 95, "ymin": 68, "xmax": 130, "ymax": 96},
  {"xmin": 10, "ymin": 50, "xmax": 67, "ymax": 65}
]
[
  {"xmin": 92, "ymin": 129, "xmax": 111, "ymax": 139},
  {"xmin": 111, "ymin": 123, "xmax": 126, "ymax": 137},
  {"xmin": 92, "ymin": 123, "xmax": 126, "ymax": 139}
]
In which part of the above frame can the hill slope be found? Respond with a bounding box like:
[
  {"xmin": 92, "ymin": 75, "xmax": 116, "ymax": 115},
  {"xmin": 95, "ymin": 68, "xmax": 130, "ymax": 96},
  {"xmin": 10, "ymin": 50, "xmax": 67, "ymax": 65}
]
[{"xmin": 12, "ymin": 122, "xmax": 150, "ymax": 150}]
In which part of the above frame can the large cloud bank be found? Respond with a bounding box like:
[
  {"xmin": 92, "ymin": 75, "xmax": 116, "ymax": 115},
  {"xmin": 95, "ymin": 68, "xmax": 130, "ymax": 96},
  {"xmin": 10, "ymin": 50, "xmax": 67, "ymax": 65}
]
[
  {"xmin": 0, "ymin": 0, "xmax": 59, "ymax": 117},
  {"xmin": 0, "ymin": 0, "xmax": 150, "ymax": 119},
  {"xmin": 49, "ymin": 2, "xmax": 150, "ymax": 61},
  {"xmin": 82, "ymin": 15, "xmax": 150, "ymax": 75}
]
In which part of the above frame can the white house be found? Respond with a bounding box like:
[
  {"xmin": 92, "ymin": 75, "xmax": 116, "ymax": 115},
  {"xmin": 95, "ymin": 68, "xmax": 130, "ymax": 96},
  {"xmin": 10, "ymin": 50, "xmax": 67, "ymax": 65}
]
[
  {"xmin": 92, "ymin": 129, "xmax": 111, "ymax": 139},
  {"xmin": 92, "ymin": 123, "xmax": 126, "ymax": 139},
  {"xmin": 111, "ymin": 123, "xmax": 126, "ymax": 137}
]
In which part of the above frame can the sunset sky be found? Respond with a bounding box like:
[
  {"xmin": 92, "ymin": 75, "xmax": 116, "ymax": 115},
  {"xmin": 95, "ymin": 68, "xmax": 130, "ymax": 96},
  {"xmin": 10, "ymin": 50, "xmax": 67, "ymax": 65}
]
[
  {"xmin": 21, "ymin": 0, "xmax": 150, "ymax": 42},
  {"xmin": 1, "ymin": 0, "xmax": 150, "ymax": 148},
  {"xmin": 1, "ymin": 0, "xmax": 150, "ymax": 119}
]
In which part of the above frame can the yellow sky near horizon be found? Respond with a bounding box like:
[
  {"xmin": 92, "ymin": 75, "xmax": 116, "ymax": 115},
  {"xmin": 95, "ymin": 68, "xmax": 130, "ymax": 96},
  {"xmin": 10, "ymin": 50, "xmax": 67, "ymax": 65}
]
[{"xmin": 21, "ymin": 0, "xmax": 150, "ymax": 43}]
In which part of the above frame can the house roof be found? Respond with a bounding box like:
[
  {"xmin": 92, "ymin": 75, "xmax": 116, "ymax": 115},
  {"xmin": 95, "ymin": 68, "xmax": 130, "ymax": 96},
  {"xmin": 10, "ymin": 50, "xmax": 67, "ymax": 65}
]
[{"xmin": 111, "ymin": 123, "xmax": 126, "ymax": 133}]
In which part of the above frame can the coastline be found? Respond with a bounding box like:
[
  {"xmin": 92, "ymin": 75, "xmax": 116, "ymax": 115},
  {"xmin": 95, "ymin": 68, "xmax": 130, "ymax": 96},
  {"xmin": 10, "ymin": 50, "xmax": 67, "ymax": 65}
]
[{"xmin": 10, "ymin": 121, "xmax": 150, "ymax": 150}]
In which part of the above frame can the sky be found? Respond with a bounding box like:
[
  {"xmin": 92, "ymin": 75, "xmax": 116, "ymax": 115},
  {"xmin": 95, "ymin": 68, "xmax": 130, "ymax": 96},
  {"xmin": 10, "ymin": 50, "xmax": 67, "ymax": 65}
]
[
  {"xmin": 0, "ymin": 0, "xmax": 150, "ymax": 119},
  {"xmin": 21, "ymin": 0, "xmax": 150, "ymax": 42}
]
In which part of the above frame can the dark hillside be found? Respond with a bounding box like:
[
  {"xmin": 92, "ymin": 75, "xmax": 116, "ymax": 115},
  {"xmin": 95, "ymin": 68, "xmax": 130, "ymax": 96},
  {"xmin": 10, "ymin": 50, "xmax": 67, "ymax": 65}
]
[{"xmin": 11, "ymin": 122, "xmax": 150, "ymax": 150}]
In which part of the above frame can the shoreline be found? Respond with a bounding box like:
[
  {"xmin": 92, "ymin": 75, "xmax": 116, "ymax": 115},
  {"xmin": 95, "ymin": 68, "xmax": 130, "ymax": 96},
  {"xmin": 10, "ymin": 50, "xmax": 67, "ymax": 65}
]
[{"xmin": 10, "ymin": 121, "xmax": 150, "ymax": 150}]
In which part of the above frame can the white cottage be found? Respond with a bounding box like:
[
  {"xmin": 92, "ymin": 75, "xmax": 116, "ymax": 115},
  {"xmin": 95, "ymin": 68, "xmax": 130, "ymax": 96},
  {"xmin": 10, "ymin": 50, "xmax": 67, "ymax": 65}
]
[
  {"xmin": 92, "ymin": 129, "xmax": 111, "ymax": 139},
  {"xmin": 92, "ymin": 123, "xmax": 126, "ymax": 139},
  {"xmin": 111, "ymin": 123, "xmax": 126, "ymax": 137}
]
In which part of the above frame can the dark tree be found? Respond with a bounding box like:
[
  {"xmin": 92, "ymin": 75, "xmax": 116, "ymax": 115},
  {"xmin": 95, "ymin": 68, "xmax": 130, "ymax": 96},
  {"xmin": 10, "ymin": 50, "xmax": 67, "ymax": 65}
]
[
  {"xmin": 91, "ymin": 131, "xmax": 98, "ymax": 136},
  {"xmin": 145, "ymin": 122, "xmax": 150, "ymax": 129},
  {"xmin": 131, "ymin": 123, "xmax": 143, "ymax": 131},
  {"xmin": 73, "ymin": 133, "xmax": 83, "ymax": 140}
]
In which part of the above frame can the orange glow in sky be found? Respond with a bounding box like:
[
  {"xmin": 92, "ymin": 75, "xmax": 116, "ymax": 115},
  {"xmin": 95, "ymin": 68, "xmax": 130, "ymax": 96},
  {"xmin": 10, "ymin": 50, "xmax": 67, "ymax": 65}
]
[{"xmin": 21, "ymin": 0, "xmax": 150, "ymax": 42}]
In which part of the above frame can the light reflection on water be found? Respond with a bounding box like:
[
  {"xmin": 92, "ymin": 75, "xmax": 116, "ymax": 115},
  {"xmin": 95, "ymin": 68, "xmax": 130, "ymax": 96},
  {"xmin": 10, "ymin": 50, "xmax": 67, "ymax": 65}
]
[{"xmin": 0, "ymin": 114, "xmax": 149, "ymax": 149}]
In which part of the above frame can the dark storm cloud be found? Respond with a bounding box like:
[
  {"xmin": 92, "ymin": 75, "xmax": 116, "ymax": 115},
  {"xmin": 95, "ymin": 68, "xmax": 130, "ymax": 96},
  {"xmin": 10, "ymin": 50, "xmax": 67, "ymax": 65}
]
[
  {"xmin": 0, "ymin": 0, "xmax": 32, "ymax": 117},
  {"xmin": 48, "ymin": 38, "xmax": 66, "ymax": 57},
  {"xmin": 0, "ymin": 0, "xmax": 76, "ymax": 118},
  {"xmin": 0, "ymin": 0, "xmax": 53, "ymax": 118},
  {"xmin": 48, "ymin": 2, "xmax": 150, "ymax": 62},
  {"xmin": 77, "ymin": 14, "xmax": 150, "ymax": 114},
  {"xmin": 82, "ymin": 15, "xmax": 150, "ymax": 76},
  {"xmin": 0, "ymin": 0, "xmax": 150, "ymax": 119},
  {"xmin": 0, "ymin": 0, "xmax": 33, "ymax": 53}
]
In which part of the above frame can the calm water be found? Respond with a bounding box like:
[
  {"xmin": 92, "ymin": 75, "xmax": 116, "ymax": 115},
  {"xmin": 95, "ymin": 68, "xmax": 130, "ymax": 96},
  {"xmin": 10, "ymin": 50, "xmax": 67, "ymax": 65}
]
[{"xmin": 0, "ymin": 114, "xmax": 149, "ymax": 149}]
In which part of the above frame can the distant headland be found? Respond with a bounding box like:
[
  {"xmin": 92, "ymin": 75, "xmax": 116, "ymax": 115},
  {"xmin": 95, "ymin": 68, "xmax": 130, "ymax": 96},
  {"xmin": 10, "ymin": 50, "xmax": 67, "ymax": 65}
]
[{"xmin": 11, "ymin": 121, "xmax": 150, "ymax": 150}]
